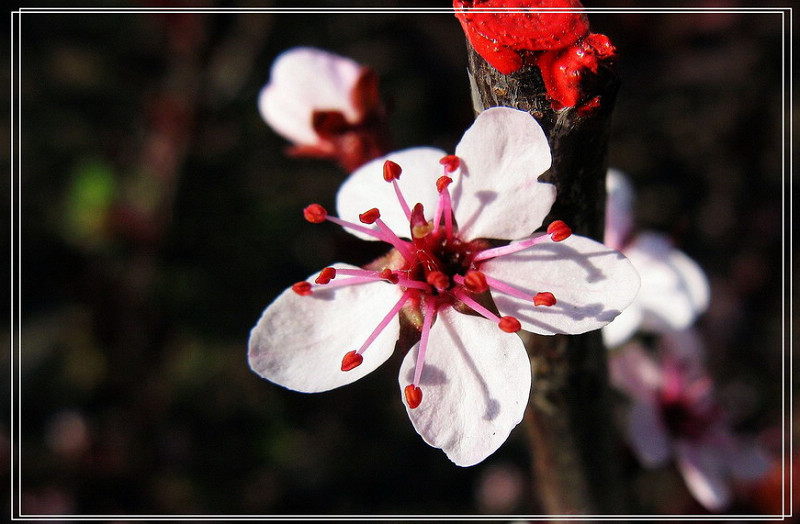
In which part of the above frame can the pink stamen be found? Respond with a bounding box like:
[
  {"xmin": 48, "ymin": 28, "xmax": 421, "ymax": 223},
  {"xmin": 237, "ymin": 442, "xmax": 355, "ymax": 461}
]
[
  {"xmin": 392, "ymin": 179, "xmax": 412, "ymax": 221},
  {"xmin": 533, "ymin": 292, "xmax": 557, "ymax": 307},
  {"xmin": 498, "ymin": 316, "xmax": 522, "ymax": 333},
  {"xmin": 404, "ymin": 384, "xmax": 423, "ymax": 409},
  {"xmin": 377, "ymin": 268, "xmax": 399, "ymax": 284},
  {"xmin": 382, "ymin": 159, "xmax": 402, "ymax": 181},
  {"xmin": 471, "ymin": 233, "xmax": 551, "ymax": 262},
  {"xmin": 316, "ymin": 276, "xmax": 387, "ymax": 289},
  {"xmin": 315, "ymin": 267, "xmax": 337, "ymax": 284},
  {"xmin": 452, "ymin": 290, "xmax": 499, "ymax": 323},
  {"xmin": 341, "ymin": 350, "xmax": 363, "ymax": 371},
  {"xmin": 383, "ymin": 160, "xmax": 412, "ymax": 220},
  {"xmin": 453, "ymin": 290, "xmax": 520, "ymax": 333},
  {"xmin": 359, "ymin": 208, "xmax": 381, "ymax": 224},
  {"xmin": 303, "ymin": 203, "xmax": 328, "ymax": 223},
  {"xmin": 547, "ymin": 220, "xmax": 572, "ymax": 242},
  {"xmin": 305, "ymin": 202, "xmax": 414, "ymax": 257},
  {"xmin": 439, "ymin": 154, "xmax": 460, "ymax": 173},
  {"xmin": 352, "ymin": 290, "xmax": 413, "ymax": 359},
  {"xmin": 411, "ymin": 296, "xmax": 437, "ymax": 389},
  {"xmin": 291, "ymin": 281, "xmax": 312, "ymax": 295},
  {"xmin": 480, "ymin": 274, "xmax": 533, "ymax": 301},
  {"xmin": 463, "ymin": 270, "xmax": 489, "ymax": 293},
  {"xmin": 436, "ymin": 175, "xmax": 453, "ymax": 193},
  {"xmin": 324, "ymin": 214, "xmax": 385, "ymax": 239},
  {"xmin": 375, "ymin": 218, "xmax": 415, "ymax": 261},
  {"xmin": 395, "ymin": 275, "xmax": 433, "ymax": 292},
  {"xmin": 433, "ymin": 176, "xmax": 454, "ymax": 238},
  {"xmin": 426, "ymin": 271, "xmax": 450, "ymax": 291}
]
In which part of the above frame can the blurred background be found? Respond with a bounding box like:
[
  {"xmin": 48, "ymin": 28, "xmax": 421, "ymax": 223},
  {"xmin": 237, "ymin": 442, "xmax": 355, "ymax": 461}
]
[{"xmin": 5, "ymin": 0, "xmax": 792, "ymax": 516}]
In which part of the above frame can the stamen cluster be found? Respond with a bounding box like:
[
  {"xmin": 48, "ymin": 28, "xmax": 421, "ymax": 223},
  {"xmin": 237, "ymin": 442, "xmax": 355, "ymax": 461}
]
[{"xmin": 293, "ymin": 157, "xmax": 571, "ymax": 409}]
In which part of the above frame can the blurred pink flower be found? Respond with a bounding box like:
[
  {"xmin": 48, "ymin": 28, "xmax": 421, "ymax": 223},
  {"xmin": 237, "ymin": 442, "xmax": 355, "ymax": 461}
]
[
  {"xmin": 610, "ymin": 337, "xmax": 769, "ymax": 511},
  {"xmin": 602, "ymin": 169, "xmax": 710, "ymax": 347},
  {"xmin": 249, "ymin": 107, "xmax": 640, "ymax": 466},
  {"xmin": 258, "ymin": 47, "xmax": 391, "ymax": 171}
]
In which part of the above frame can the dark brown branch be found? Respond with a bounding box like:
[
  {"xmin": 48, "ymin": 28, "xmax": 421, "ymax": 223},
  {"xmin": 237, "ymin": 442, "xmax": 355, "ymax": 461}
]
[{"xmin": 466, "ymin": 45, "xmax": 628, "ymax": 515}]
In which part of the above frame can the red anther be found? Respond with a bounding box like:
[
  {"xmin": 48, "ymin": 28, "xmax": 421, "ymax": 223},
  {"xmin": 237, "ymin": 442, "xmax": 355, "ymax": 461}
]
[
  {"xmin": 383, "ymin": 160, "xmax": 402, "ymax": 181},
  {"xmin": 463, "ymin": 271, "xmax": 489, "ymax": 293},
  {"xmin": 303, "ymin": 203, "xmax": 328, "ymax": 223},
  {"xmin": 534, "ymin": 292, "xmax": 557, "ymax": 307},
  {"xmin": 498, "ymin": 316, "xmax": 522, "ymax": 333},
  {"xmin": 404, "ymin": 384, "xmax": 423, "ymax": 409},
  {"xmin": 341, "ymin": 350, "xmax": 363, "ymax": 372},
  {"xmin": 439, "ymin": 154, "xmax": 460, "ymax": 173},
  {"xmin": 315, "ymin": 267, "xmax": 337, "ymax": 285},
  {"xmin": 547, "ymin": 220, "xmax": 572, "ymax": 242},
  {"xmin": 426, "ymin": 271, "xmax": 450, "ymax": 290},
  {"xmin": 291, "ymin": 281, "xmax": 313, "ymax": 296},
  {"xmin": 436, "ymin": 175, "xmax": 453, "ymax": 193},
  {"xmin": 359, "ymin": 208, "xmax": 381, "ymax": 224},
  {"xmin": 378, "ymin": 268, "xmax": 399, "ymax": 284}
]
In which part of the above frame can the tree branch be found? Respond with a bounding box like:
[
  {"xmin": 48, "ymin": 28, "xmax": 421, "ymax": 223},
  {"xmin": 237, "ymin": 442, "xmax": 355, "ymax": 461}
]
[{"xmin": 466, "ymin": 43, "xmax": 628, "ymax": 515}]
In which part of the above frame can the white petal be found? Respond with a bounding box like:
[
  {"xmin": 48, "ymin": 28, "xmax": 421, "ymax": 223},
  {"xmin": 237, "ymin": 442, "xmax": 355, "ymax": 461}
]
[
  {"xmin": 483, "ymin": 234, "xmax": 641, "ymax": 335},
  {"xmin": 627, "ymin": 399, "xmax": 672, "ymax": 468},
  {"xmin": 248, "ymin": 264, "xmax": 403, "ymax": 393},
  {"xmin": 336, "ymin": 147, "xmax": 446, "ymax": 241},
  {"xmin": 453, "ymin": 107, "xmax": 555, "ymax": 240},
  {"xmin": 258, "ymin": 47, "xmax": 362, "ymax": 146},
  {"xmin": 604, "ymin": 168, "xmax": 635, "ymax": 250},
  {"xmin": 675, "ymin": 439, "xmax": 731, "ymax": 511},
  {"xmin": 399, "ymin": 308, "xmax": 531, "ymax": 467},
  {"xmin": 602, "ymin": 302, "xmax": 643, "ymax": 348},
  {"xmin": 624, "ymin": 232, "xmax": 710, "ymax": 333}
]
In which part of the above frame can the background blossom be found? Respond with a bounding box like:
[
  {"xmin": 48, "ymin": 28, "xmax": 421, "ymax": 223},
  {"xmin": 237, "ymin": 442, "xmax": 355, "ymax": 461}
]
[
  {"xmin": 610, "ymin": 337, "xmax": 770, "ymax": 511},
  {"xmin": 602, "ymin": 169, "xmax": 710, "ymax": 348}
]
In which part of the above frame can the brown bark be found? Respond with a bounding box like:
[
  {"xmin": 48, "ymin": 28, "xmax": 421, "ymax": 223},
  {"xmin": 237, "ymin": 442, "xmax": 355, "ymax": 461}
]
[{"xmin": 466, "ymin": 45, "xmax": 628, "ymax": 515}]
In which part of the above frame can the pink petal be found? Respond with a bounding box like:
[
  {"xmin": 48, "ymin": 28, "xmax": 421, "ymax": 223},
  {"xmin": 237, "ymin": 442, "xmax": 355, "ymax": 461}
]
[
  {"xmin": 248, "ymin": 264, "xmax": 403, "ymax": 393},
  {"xmin": 713, "ymin": 430, "xmax": 771, "ymax": 481},
  {"xmin": 675, "ymin": 439, "xmax": 731, "ymax": 511},
  {"xmin": 399, "ymin": 308, "xmax": 531, "ymax": 467},
  {"xmin": 258, "ymin": 47, "xmax": 362, "ymax": 146},
  {"xmin": 624, "ymin": 232, "xmax": 710, "ymax": 333},
  {"xmin": 627, "ymin": 398, "xmax": 672, "ymax": 468},
  {"xmin": 608, "ymin": 342, "xmax": 663, "ymax": 400},
  {"xmin": 658, "ymin": 327, "xmax": 707, "ymax": 376},
  {"xmin": 604, "ymin": 168, "xmax": 635, "ymax": 250},
  {"xmin": 336, "ymin": 147, "xmax": 446, "ymax": 241},
  {"xmin": 482, "ymin": 234, "xmax": 641, "ymax": 335},
  {"xmin": 453, "ymin": 107, "xmax": 555, "ymax": 240}
]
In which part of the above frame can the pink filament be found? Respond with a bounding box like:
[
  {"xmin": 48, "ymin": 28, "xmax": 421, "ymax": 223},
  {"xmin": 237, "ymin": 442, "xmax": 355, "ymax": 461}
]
[
  {"xmin": 392, "ymin": 179, "xmax": 412, "ymax": 221},
  {"xmin": 356, "ymin": 290, "xmax": 413, "ymax": 356},
  {"xmin": 471, "ymin": 233, "xmax": 550, "ymax": 262},
  {"xmin": 481, "ymin": 274, "xmax": 537, "ymax": 302},
  {"xmin": 375, "ymin": 218, "xmax": 414, "ymax": 261},
  {"xmin": 452, "ymin": 290, "xmax": 500, "ymax": 324},
  {"xmin": 412, "ymin": 296, "xmax": 437, "ymax": 386}
]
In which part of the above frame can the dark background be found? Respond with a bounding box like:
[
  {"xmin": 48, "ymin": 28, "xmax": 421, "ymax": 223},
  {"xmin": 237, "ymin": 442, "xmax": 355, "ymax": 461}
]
[{"xmin": 5, "ymin": 0, "xmax": 792, "ymax": 516}]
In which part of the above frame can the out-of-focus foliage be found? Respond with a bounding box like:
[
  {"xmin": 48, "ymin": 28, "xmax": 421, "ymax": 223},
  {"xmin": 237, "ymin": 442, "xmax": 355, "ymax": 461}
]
[{"xmin": 7, "ymin": 0, "xmax": 790, "ymax": 516}]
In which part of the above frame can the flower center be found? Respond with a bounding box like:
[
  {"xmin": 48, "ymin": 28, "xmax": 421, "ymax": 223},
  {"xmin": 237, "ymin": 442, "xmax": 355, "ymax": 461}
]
[
  {"xmin": 659, "ymin": 396, "xmax": 714, "ymax": 441},
  {"xmin": 295, "ymin": 157, "xmax": 570, "ymax": 409}
]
